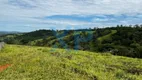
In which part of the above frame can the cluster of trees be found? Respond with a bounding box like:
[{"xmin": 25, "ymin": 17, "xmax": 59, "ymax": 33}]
[
  {"xmin": 91, "ymin": 25, "xmax": 142, "ymax": 58},
  {"xmin": 0, "ymin": 25, "xmax": 142, "ymax": 58}
]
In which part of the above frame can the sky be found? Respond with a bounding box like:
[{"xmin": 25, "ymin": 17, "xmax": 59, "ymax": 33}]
[{"xmin": 0, "ymin": 0, "xmax": 142, "ymax": 32}]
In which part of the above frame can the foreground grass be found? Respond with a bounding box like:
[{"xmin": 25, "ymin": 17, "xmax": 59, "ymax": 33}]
[{"xmin": 0, "ymin": 45, "xmax": 142, "ymax": 80}]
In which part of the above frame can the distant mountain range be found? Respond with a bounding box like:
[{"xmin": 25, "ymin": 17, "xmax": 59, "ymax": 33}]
[{"xmin": 0, "ymin": 31, "xmax": 20, "ymax": 36}]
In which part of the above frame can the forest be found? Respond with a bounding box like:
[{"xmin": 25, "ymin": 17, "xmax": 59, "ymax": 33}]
[{"xmin": 0, "ymin": 25, "xmax": 142, "ymax": 58}]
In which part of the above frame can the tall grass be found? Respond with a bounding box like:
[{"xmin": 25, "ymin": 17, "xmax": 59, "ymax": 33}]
[{"xmin": 0, "ymin": 45, "xmax": 142, "ymax": 80}]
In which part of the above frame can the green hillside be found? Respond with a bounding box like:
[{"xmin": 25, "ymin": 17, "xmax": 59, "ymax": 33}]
[
  {"xmin": 0, "ymin": 25, "xmax": 142, "ymax": 58},
  {"xmin": 98, "ymin": 30, "xmax": 117, "ymax": 43},
  {"xmin": 0, "ymin": 45, "xmax": 142, "ymax": 80}
]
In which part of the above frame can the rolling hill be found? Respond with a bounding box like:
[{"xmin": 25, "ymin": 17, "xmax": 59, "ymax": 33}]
[
  {"xmin": 0, "ymin": 45, "xmax": 142, "ymax": 80},
  {"xmin": 0, "ymin": 25, "xmax": 142, "ymax": 58}
]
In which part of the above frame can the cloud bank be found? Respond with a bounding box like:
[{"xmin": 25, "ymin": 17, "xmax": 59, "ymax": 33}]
[{"xmin": 0, "ymin": 0, "xmax": 142, "ymax": 31}]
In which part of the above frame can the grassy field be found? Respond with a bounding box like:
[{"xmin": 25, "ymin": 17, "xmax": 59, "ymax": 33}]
[
  {"xmin": 0, "ymin": 45, "xmax": 142, "ymax": 80},
  {"xmin": 98, "ymin": 30, "xmax": 117, "ymax": 43}
]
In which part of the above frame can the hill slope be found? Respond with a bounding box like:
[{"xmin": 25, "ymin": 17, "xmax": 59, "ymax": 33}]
[
  {"xmin": 0, "ymin": 25, "xmax": 142, "ymax": 58},
  {"xmin": 0, "ymin": 45, "xmax": 142, "ymax": 80}
]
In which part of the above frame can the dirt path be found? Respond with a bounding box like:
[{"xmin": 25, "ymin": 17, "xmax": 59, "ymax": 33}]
[{"xmin": 0, "ymin": 64, "xmax": 11, "ymax": 72}]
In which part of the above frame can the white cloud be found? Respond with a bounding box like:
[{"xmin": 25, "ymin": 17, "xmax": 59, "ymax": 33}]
[
  {"xmin": 0, "ymin": 0, "xmax": 142, "ymax": 31},
  {"xmin": 1, "ymin": 0, "xmax": 142, "ymax": 17}
]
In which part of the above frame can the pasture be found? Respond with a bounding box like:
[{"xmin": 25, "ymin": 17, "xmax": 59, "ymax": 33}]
[{"xmin": 0, "ymin": 45, "xmax": 142, "ymax": 80}]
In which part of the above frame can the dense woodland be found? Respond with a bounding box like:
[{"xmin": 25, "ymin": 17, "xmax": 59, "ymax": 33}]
[{"xmin": 0, "ymin": 25, "xmax": 142, "ymax": 58}]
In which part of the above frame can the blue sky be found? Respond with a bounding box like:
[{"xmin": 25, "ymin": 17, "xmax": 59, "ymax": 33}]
[{"xmin": 0, "ymin": 0, "xmax": 142, "ymax": 32}]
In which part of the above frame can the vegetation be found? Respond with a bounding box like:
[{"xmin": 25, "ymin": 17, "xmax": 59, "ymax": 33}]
[
  {"xmin": 0, "ymin": 25, "xmax": 142, "ymax": 58},
  {"xmin": 0, "ymin": 45, "xmax": 142, "ymax": 80}
]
